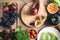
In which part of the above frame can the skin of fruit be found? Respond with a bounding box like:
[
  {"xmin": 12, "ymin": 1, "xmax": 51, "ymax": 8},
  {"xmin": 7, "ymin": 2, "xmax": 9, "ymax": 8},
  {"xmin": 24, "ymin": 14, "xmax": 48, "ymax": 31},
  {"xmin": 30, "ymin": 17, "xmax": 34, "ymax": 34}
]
[
  {"xmin": 32, "ymin": 30, "xmax": 35, "ymax": 35},
  {"xmin": 2, "ymin": 6, "xmax": 9, "ymax": 12},
  {"xmin": 12, "ymin": 4, "xmax": 17, "ymax": 10},
  {"xmin": 30, "ymin": 35, "xmax": 34, "ymax": 39},
  {"xmin": 9, "ymin": 4, "xmax": 17, "ymax": 11}
]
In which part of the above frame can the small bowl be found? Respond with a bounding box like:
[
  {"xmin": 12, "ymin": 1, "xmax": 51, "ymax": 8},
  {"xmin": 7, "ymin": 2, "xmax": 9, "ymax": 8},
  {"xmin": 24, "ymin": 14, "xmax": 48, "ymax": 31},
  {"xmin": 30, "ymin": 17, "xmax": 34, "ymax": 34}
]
[
  {"xmin": 47, "ymin": 3, "xmax": 58, "ymax": 14},
  {"xmin": 27, "ymin": 28, "xmax": 37, "ymax": 39}
]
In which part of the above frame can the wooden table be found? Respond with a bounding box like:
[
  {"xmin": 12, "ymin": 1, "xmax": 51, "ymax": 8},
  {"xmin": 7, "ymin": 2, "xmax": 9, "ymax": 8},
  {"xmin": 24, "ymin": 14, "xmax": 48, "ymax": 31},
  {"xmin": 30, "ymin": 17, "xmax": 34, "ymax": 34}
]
[{"xmin": 0, "ymin": 0, "xmax": 55, "ymax": 40}]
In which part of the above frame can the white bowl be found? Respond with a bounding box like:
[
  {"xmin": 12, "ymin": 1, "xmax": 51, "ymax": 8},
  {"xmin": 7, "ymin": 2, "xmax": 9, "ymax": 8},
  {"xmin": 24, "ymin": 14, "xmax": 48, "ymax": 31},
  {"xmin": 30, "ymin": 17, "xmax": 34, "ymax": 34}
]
[{"xmin": 37, "ymin": 27, "xmax": 60, "ymax": 40}]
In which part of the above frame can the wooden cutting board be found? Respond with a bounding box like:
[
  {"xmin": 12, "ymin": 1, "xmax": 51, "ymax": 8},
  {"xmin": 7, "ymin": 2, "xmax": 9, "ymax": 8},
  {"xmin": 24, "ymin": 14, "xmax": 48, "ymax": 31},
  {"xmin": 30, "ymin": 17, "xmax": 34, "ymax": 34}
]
[{"xmin": 21, "ymin": 1, "xmax": 47, "ymax": 27}]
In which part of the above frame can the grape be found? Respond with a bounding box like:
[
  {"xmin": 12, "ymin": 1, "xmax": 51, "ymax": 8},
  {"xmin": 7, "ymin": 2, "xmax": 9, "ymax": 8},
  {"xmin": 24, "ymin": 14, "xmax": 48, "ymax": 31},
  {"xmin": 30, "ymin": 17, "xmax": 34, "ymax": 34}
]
[
  {"xmin": 9, "ymin": 17, "xmax": 15, "ymax": 25},
  {"xmin": 0, "ymin": 11, "xmax": 19, "ymax": 28},
  {"xmin": 0, "ymin": 23, "xmax": 7, "ymax": 28},
  {"xmin": 3, "ymin": 13, "xmax": 10, "ymax": 19},
  {"xmin": 5, "ymin": 22, "xmax": 11, "ymax": 28},
  {"xmin": 13, "ymin": 12, "xmax": 19, "ymax": 19},
  {"xmin": 1, "ymin": 17, "xmax": 8, "ymax": 23},
  {"xmin": 9, "ymin": 5, "xmax": 14, "ymax": 11}
]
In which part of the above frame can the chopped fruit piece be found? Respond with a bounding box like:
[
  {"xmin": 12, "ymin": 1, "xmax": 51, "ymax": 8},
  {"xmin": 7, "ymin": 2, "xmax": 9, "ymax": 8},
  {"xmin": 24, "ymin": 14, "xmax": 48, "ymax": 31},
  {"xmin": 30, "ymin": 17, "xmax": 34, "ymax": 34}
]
[
  {"xmin": 35, "ymin": 20, "xmax": 41, "ymax": 27},
  {"xmin": 27, "ymin": 29, "xmax": 37, "ymax": 39},
  {"xmin": 36, "ymin": 16, "xmax": 46, "ymax": 20},
  {"xmin": 33, "ymin": 33, "xmax": 37, "ymax": 37},
  {"xmin": 47, "ymin": 3, "xmax": 58, "ymax": 14},
  {"xmin": 41, "ymin": 15, "xmax": 46, "ymax": 20}
]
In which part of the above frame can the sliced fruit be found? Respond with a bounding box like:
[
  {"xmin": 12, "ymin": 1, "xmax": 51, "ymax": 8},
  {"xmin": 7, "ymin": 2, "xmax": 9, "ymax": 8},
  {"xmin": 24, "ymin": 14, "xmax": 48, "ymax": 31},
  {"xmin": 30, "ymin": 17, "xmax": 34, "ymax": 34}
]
[
  {"xmin": 36, "ymin": 16, "xmax": 46, "ymax": 20},
  {"xmin": 35, "ymin": 20, "xmax": 41, "ymax": 27}
]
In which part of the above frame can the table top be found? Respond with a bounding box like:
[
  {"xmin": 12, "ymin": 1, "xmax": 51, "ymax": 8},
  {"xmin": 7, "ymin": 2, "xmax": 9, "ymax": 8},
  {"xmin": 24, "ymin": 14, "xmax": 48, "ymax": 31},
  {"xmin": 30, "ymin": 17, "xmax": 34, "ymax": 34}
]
[{"xmin": 0, "ymin": 0, "xmax": 59, "ymax": 40}]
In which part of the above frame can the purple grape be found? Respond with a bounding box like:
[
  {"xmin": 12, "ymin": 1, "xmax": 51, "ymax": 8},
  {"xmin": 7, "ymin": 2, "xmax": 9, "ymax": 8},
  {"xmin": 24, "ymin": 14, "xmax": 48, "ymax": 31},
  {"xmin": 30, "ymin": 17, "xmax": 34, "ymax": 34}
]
[{"xmin": 0, "ymin": 11, "xmax": 19, "ymax": 28}]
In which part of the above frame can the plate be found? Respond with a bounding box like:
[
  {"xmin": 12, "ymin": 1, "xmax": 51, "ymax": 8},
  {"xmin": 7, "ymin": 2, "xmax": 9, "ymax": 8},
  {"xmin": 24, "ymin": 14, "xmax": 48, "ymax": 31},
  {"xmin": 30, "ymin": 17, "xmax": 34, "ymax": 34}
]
[{"xmin": 37, "ymin": 27, "xmax": 60, "ymax": 40}]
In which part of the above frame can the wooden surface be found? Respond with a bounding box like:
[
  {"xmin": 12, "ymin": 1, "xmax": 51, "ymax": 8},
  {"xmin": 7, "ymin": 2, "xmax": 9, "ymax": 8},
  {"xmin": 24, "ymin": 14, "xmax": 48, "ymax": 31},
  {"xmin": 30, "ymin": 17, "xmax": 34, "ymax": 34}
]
[{"xmin": 0, "ymin": 0, "xmax": 53, "ymax": 40}]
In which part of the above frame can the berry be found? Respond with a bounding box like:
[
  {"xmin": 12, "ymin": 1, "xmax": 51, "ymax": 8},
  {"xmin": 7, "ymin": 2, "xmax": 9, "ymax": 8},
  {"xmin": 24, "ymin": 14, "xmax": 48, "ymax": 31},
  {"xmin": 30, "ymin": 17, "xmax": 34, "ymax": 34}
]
[
  {"xmin": 2, "ymin": 6, "xmax": 9, "ymax": 12},
  {"xmin": 0, "ymin": 11, "xmax": 19, "ymax": 28},
  {"xmin": 1, "ymin": 17, "xmax": 8, "ymax": 23},
  {"xmin": 9, "ymin": 17, "xmax": 15, "ymax": 25}
]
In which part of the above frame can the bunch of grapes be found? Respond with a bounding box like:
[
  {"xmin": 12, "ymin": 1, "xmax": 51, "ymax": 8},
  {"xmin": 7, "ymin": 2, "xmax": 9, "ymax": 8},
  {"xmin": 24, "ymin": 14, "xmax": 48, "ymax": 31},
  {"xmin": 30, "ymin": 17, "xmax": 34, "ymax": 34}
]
[
  {"xmin": 0, "ymin": 29, "xmax": 16, "ymax": 40},
  {"xmin": 0, "ymin": 11, "xmax": 19, "ymax": 28}
]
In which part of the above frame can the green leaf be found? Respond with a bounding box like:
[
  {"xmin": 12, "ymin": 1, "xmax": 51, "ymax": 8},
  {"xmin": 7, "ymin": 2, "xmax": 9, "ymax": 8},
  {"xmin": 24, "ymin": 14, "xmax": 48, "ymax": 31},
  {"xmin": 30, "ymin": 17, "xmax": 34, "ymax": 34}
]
[
  {"xmin": 49, "ymin": 32, "xmax": 58, "ymax": 40},
  {"xmin": 2, "ymin": 2, "xmax": 6, "ymax": 7},
  {"xmin": 15, "ymin": 26, "xmax": 29, "ymax": 40},
  {"xmin": 0, "ymin": 37, "xmax": 2, "ymax": 40},
  {"xmin": 16, "ymin": 26, "xmax": 22, "ymax": 31}
]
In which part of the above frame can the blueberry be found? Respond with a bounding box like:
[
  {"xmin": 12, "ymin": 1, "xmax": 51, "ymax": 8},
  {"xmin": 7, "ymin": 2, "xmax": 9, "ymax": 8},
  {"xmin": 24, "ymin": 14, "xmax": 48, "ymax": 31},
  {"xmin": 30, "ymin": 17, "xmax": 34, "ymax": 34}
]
[
  {"xmin": 3, "ymin": 13, "xmax": 8, "ymax": 17},
  {"xmin": 13, "ymin": 12, "xmax": 19, "ymax": 19},
  {"xmin": 1, "ymin": 17, "xmax": 8, "ymax": 23},
  {"xmin": 0, "ymin": 23, "xmax": 7, "ymax": 28},
  {"xmin": 9, "ymin": 17, "xmax": 15, "ymax": 25},
  {"xmin": 13, "ymin": 15, "xmax": 18, "ymax": 19},
  {"xmin": 0, "ymin": 11, "xmax": 19, "ymax": 29},
  {"xmin": 5, "ymin": 22, "xmax": 11, "ymax": 28},
  {"xmin": 3, "ymin": 13, "xmax": 10, "ymax": 19}
]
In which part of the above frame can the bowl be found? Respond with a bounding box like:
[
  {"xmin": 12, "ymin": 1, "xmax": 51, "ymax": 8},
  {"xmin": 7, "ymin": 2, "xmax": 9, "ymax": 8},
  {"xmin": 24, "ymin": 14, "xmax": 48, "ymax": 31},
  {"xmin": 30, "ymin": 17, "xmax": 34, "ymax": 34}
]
[
  {"xmin": 47, "ymin": 3, "xmax": 58, "ymax": 14},
  {"xmin": 37, "ymin": 27, "xmax": 60, "ymax": 40}
]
